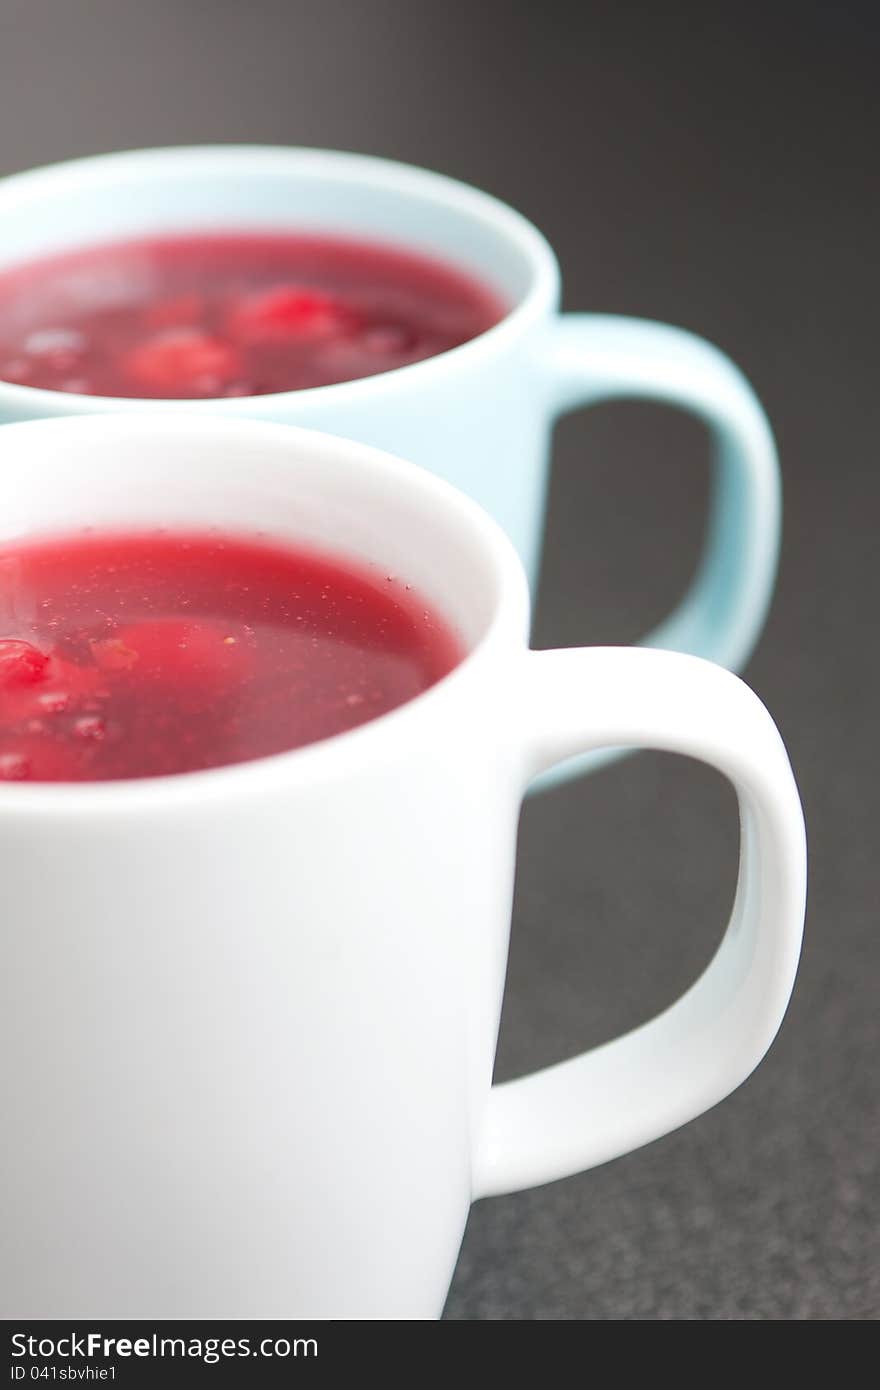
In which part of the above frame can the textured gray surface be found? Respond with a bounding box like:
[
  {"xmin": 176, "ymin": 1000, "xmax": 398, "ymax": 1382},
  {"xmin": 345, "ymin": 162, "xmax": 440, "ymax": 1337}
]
[{"xmin": 0, "ymin": 0, "xmax": 876, "ymax": 1321}]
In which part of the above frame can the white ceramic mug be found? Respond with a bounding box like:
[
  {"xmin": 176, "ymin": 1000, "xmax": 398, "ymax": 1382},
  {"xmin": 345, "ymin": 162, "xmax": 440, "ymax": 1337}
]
[
  {"xmin": 0, "ymin": 415, "xmax": 805, "ymax": 1319},
  {"xmin": 0, "ymin": 147, "xmax": 781, "ymax": 784}
]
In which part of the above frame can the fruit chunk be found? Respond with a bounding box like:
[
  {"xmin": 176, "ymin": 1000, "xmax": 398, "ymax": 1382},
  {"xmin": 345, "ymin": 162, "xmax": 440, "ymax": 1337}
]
[
  {"xmin": 226, "ymin": 286, "xmax": 356, "ymax": 344},
  {"xmin": 1, "ymin": 648, "xmax": 105, "ymax": 729},
  {"xmin": 122, "ymin": 328, "xmax": 241, "ymax": 393},
  {"xmin": 90, "ymin": 638, "xmax": 139, "ymax": 672},
  {"xmin": 0, "ymin": 639, "xmax": 49, "ymax": 688}
]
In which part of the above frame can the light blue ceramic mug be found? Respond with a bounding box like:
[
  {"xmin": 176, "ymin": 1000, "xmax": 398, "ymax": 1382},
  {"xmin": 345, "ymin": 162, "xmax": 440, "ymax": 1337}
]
[{"xmin": 0, "ymin": 147, "xmax": 779, "ymax": 783}]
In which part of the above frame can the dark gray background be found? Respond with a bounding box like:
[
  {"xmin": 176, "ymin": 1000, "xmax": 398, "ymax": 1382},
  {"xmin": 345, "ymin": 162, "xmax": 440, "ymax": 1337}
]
[{"xmin": 0, "ymin": 0, "xmax": 875, "ymax": 1320}]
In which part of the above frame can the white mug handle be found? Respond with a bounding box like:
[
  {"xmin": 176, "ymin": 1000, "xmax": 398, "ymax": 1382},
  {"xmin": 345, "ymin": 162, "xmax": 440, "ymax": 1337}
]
[{"xmin": 474, "ymin": 647, "xmax": 806, "ymax": 1198}]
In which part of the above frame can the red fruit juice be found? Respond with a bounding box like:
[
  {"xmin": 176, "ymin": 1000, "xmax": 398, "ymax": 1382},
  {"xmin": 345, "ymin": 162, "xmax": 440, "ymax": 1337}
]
[
  {"xmin": 0, "ymin": 530, "xmax": 463, "ymax": 781},
  {"xmin": 0, "ymin": 232, "xmax": 506, "ymax": 397}
]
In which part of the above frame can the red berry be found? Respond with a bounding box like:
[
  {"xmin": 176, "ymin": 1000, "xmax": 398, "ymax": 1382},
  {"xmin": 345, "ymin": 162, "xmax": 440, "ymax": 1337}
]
[
  {"xmin": 226, "ymin": 286, "xmax": 355, "ymax": 344},
  {"xmin": 122, "ymin": 329, "xmax": 241, "ymax": 394},
  {"xmin": 0, "ymin": 639, "xmax": 49, "ymax": 688},
  {"xmin": 1, "ymin": 649, "xmax": 105, "ymax": 733}
]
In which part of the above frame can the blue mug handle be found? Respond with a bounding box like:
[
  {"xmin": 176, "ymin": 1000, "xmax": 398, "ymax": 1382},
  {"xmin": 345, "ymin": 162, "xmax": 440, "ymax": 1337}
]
[{"xmin": 533, "ymin": 314, "xmax": 781, "ymax": 787}]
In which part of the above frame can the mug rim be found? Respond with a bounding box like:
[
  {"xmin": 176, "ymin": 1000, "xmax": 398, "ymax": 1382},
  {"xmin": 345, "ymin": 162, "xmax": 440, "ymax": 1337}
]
[
  {"xmin": 0, "ymin": 413, "xmax": 530, "ymax": 814},
  {"xmin": 0, "ymin": 144, "xmax": 561, "ymax": 412}
]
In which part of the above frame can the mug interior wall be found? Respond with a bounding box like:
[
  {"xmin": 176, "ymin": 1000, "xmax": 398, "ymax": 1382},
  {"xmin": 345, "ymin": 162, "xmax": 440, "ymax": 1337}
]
[
  {"xmin": 0, "ymin": 422, "xmax": 507, "ymax": 652},
  {"xmin": 0, "ymin": 153, "xmax": 537, "ymax": 309}
]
